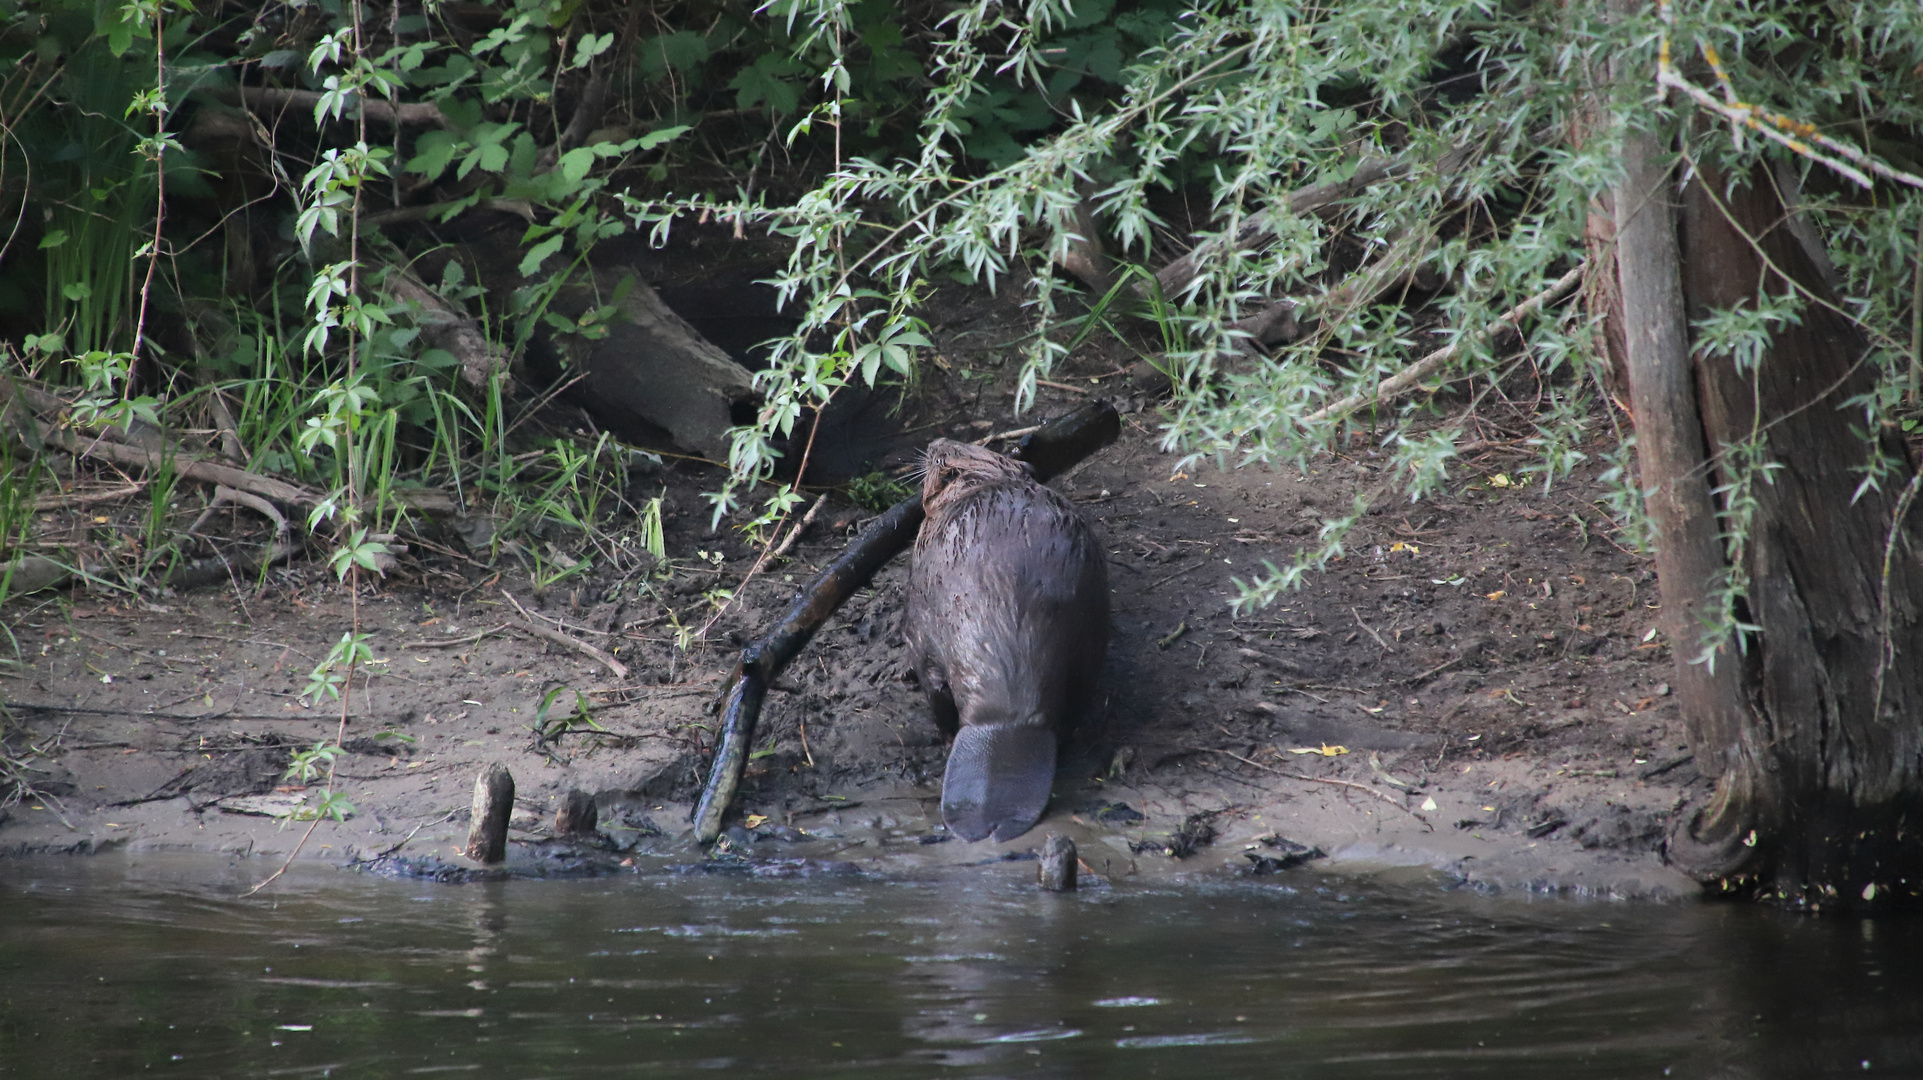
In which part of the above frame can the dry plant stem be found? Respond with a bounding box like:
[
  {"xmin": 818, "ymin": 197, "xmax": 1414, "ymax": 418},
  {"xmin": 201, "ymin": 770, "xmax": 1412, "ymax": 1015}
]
[
  {"xmin": 1351, "ymin": 606, "xmax": 1396, "ymax": 651},
  {"xmin": 1870, "ymin": 471, "xmax": 1923, "ymax": 725},
  {"xmin": 127, "ymin": 0, "xmax": 167, "ymax": 391},
  {"xmin": 1299, "ymin": 263, "xmax": 1585, "ymax": 427},
  {"xmin": 1193, "ymin": 747, "xmax": 1432, "ymax": 828},
  {"xmin": 692, "ymin": 401, "xmax": 1123, "ymax": 842}
]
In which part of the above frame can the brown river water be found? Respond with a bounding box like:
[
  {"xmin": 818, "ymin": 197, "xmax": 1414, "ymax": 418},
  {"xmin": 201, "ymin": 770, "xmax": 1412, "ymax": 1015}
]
[{"xmin": 1, "ymin": 853, "xmax": 1918, "ymax": 1078}]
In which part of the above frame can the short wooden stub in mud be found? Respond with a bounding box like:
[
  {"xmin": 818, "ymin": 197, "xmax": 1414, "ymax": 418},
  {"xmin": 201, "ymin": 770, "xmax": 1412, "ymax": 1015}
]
[
  {"xmin": 554, "ymin": 789, "xmax": 598, "ymax": 837},
  {"xmin": 1038, "ymin": 833, "xmax": 1078, "ymax": 892},
  {"xmin": 465, "ymin": 763, "xmax": 514, "ymax": 864}
]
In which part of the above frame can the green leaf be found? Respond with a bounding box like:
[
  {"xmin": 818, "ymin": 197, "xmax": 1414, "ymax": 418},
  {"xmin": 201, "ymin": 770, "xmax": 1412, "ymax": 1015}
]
[
  {"xmin": 730, "ymin": 53, "xmax": 803, "ymax": 115},
  {"xmin": 558, "ymin": 146, "xmax": 596, "ymax": 183},
  {"xmin": 106, "ymin": 20, "xmax": 135, "ymax": 58},
  {"xmin": 37, "ymin": 229, "xmax": 67, "ymax": 250},
  {"xmin": 635, "ymin": 31, "xmax": 709, "ymax": 80},
  {"xmin": 519, "ymin": 234, "xmax": 565, "ymax": 277},
  {"xmin": 407, "ymin": 130, "xmax": 460, "ymax": 180},
  {"xmin": 631, "ymin": 125, "xmax": 689, "ymax": 152},
  {"xmin": 61, "ymin": 282, "xmax": 93, "ymax": 302},
  {"xmin": 571, "ymin": 32, "xmax": 613, "ymax": 69},
  {"xmin": 476, "ymin": 140, "xmax": 510, "ymax": 174}
]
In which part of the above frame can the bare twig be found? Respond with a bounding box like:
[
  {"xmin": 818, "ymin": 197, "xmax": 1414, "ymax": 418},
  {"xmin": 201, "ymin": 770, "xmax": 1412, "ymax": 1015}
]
[
  {"xmin": 1351, "ymin": 606, "xmax": 1396, "ymax": 652},
  {"xmin": 503, "ymin": 591, "xmax": 629, "ymax": 679},
  {"xmin": 1403, "ymin": 655, "xmax": 1464, "ymax": 685},
  {"xmin": 1193, "ymin": 747, "xmax": 1432, "ymax": 828},
  {"xmin": 976, "ymin": 423, "xmax": 1044, "ymax": 445},
  {"xmin": 406, "ymin": 626, "xmax": 508, "ymax": 649}
]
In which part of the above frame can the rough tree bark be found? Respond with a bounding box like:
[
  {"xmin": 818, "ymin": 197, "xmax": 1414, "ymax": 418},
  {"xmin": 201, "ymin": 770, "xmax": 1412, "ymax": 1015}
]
[{"xmin": 1617, "ymin": 126, "xmax": 1923, "ymax": 906}]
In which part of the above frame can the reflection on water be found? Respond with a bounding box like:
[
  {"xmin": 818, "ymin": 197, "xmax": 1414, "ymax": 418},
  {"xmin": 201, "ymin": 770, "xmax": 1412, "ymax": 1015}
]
[{"xmin": 1, "ymin": 854, "xmax": 1919, "ymax": 1079}]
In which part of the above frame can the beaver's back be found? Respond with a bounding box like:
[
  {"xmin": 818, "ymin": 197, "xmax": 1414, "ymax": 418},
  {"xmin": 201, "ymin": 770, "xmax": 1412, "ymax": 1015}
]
[{"xmin": 904, "ymin": 469, "xmax": 1108, "ymax": 842}]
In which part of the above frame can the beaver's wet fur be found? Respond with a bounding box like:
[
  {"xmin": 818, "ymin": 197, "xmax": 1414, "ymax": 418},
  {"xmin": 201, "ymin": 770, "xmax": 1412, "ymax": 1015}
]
[{"xmin": 903, "ymin": 439, "xmax": 1109, "ymax": 842}]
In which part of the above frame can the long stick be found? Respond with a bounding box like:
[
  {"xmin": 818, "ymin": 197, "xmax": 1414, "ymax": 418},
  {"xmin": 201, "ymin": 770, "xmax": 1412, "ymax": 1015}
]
[{"xmin": 691, "ymin": 400, "xmax": 1122, "ymax": 841}]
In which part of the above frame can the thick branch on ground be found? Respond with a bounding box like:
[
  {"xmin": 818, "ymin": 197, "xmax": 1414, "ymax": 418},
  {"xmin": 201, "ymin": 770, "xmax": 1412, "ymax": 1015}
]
[
  {"xmin": 691, "ymin": 400, "xmax": 1123, "ymax": 843},
  {"xmin": 552, "ymin": 269, "xmax": 757, "ymax": 461},
  {"xmin": 387, "ymin": 265, "xmax": 508, "ymax": 390},
  {"xmin": 1298, "ymin": 262, "xmax": 1585, "ymax": 427}
]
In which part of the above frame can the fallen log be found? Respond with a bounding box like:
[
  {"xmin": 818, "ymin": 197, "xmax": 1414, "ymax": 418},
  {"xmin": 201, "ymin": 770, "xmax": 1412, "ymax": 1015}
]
[{"xmin": 690, "ymin": 399, "xmax": 1122, "ymax": 842}]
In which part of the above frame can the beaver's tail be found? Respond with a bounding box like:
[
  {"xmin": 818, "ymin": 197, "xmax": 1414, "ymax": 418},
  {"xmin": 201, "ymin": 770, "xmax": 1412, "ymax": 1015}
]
[{"xmin": 941, "ymin": 723, "xmax": 1056, "ymax": 843}]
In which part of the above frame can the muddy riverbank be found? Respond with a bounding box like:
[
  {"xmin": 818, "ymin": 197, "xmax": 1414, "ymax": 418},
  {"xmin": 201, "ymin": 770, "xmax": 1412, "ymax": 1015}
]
[{"xmin": 0, "ymin": 352, "xmax": 1702, "ymax": 898}]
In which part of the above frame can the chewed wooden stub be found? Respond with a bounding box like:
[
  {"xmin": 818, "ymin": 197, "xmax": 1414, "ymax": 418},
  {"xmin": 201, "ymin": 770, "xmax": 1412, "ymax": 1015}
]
[
  {"xmin": 465, "ymin": 763, "xmax": 514, "ymax": 864},
  {"xmin": 1038, "ymin": 833, "xmax": 1078, "ymax": 892},
  {"xmin": 554, "ymin": 789, "xmax": 598, "ymax": 837}
]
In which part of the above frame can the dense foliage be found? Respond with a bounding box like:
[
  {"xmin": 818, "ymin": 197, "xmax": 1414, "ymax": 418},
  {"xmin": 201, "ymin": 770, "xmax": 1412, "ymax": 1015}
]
[{"xmin": 1, "ymin": 0, "xmax": 1921, "ymax": 624}]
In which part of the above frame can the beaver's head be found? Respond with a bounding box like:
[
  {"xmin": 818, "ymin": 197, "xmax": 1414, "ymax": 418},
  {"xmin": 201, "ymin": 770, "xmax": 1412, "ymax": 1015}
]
[{"xmin": 918, "ymin": 438, "xmax": 1032, "ymax": 518}]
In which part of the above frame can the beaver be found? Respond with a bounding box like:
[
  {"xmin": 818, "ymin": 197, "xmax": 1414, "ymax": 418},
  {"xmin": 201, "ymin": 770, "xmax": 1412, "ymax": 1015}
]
[{"xmin": 903, "ymin": 439, "xmax": 1109, "ymax": 842}]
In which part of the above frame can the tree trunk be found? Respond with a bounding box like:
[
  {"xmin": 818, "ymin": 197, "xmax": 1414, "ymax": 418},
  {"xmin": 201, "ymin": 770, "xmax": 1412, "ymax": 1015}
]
[
  {"xmin": 1673, "ymin": 158, "xmax": 1923, "ymax": 907},
  {"xmin": 1612, "ymin": 118, "xmax": 1775, "ymax": 889},
  {"xmin": 1617, "ymin": 125, "xmax": 1923, "ymax": 906}
]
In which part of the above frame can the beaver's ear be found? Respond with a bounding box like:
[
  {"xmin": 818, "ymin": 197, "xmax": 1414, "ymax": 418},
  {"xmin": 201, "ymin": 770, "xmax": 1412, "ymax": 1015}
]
[{"xmin": 939, "ymin": 464, "xmax": 963, "ymax": 486}]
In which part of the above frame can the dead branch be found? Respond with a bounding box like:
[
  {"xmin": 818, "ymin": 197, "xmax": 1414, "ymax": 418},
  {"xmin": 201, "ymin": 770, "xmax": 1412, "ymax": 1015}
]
[
  {"xmin": 692, "ymin": 400, "xmax": 1123, "ymax": 842},
  {"xmin": 39, "ymin": 424, "xmax": 320, "ymax": 507},
  {"xmin": 511, "ymin": 619, "xmax": 630, "ymax": 680},
  {"xmin": 1300, "ymin": 262, "xmax": 1586, "ymax": 427},
  {"xmin": 1054, "ymin": 184, "xmax": 1119, "ymax": 296},
  {"xmin": 236, "ymin": 86, "xmax": 449, "ymax": 128},
  {"xmin": 189, "ymin": 484, "xmax": 290, "ymax": 539},
  {"xmin": 32, "ymin": 483, "xmax": 147, "ymax": 510},
  {"xmin": 207, "ymin": 391, "xmax": 248, "ymax": 464},
  {"xmin": 771, "ymin": 492, "xmax": 830, "ymax": 560},
  {"xmin": 386, "ymin": 265, "xmax": 508, "ymax": 390}
]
